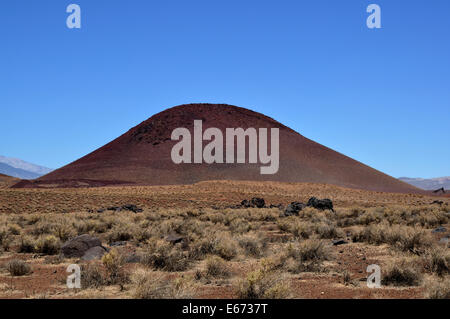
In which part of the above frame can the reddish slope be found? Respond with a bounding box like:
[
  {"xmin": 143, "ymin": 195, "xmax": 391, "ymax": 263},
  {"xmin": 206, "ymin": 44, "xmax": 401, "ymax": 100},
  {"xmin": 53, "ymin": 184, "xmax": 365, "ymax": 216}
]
[
  {"xmin": 0, "ymin": 173, "xmax": 19, "ymax": 189},
  {"xmin": 16, "ymin": 104, "xmax": 420, "ymax": 193}
]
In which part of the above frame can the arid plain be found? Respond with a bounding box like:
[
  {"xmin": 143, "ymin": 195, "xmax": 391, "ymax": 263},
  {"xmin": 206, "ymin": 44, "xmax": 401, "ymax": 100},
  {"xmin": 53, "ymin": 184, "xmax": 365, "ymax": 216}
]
[{"xmin": 0, "ymin": 180, "xmax": 448, "ymax": 299}]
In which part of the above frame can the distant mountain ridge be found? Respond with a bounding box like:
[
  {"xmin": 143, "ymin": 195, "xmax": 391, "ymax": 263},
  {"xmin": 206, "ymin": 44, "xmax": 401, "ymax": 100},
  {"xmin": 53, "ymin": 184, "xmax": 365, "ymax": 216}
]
[
  {"xmin": 0, "ymin": 155, "xmax": 53, "ymax": 179},
  {"xmin": 399, "ymin": 177, "xmax": 450, "ymax": 191}
]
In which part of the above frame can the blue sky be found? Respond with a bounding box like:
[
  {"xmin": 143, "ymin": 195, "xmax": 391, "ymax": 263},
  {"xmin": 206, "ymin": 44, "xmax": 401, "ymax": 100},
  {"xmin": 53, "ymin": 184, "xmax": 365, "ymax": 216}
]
[{"xmin": 1, "ymin": 0, "xmax": 449, "ymax": 178}]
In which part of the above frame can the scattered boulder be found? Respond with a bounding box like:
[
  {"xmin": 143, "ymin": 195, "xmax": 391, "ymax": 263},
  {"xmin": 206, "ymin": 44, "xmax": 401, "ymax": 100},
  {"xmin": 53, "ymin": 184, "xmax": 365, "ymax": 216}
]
[
  {"xmin": 432, "ymin": 226, "xmax": 447, "ymax": 233},
  {"xmin": 332, "ymin": 239, "xmax": 348, "ymax": 246},
  {"xmin": 81, "ymin": 246, "xmax": 108, "ymax": 261},
  {"xmin": 251, "ymin": 197, "xmax": 265, "ymax": 208},
  {"xmin": 165, "ymin": 233, "xmax": 185, "ymax": 245},
  {"xmin": 432, "ymin": 187, "xmax": 445, "ymax": 194},
  {"xmin": 124, "ymin": 253, "xmax": 141, "ymax": 263},
  {"xmin": 240, "ymin": 197, "xmax": 265, "ymax": 208},
  {"xmin": 269, "ymin": 204, "xmax": 284, "ymax": 209},
  {"xmin": 105, "ymin": 204, "xmax": 143, "ymax": 213},
  {"xmin": 110, "ymin": 241, "xmax": 127, "ymax": 247},
  {"xmin": 122, "ymin": 204, "xmax": 143, "ymax": 213},
  {"xmin": 284, "ymin": 202, "xmax": 306, "ymax": 216},
  {"xmin": 61, "ymin": 234, "xmax": 102, "ymax": 258},
  {"xmin": 240, "ymin": 199, "xmax": 252, "ymax": 208},
  {"xmin": 431, "ymin": 200, "xmax": 444, "ymax": 205},
  {"xmin": 307, "ymin": 197, "xmax": 334, "ymax": 211}
]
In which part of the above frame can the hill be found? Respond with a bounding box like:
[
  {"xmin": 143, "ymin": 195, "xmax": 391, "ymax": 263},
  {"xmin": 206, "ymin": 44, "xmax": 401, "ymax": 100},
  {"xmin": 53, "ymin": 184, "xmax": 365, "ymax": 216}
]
[{"xmin": 16, "ymin": 104, "xmax": 420, "ymax": 193}]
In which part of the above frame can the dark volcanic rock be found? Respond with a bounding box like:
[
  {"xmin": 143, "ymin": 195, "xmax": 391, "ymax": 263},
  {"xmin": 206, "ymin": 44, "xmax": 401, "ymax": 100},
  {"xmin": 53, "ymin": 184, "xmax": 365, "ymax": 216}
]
[
  {"xmin": 284, "ymin": 202, "xmax": 306, "ymax": 216},
  {"xmin": 124, "ymin": 253, "xmax": 141, "ymax": 263},
  {"xmin": 240, "ymin": 198, "xmax": 265, "ymax": 208},
  {"xmin": 307, "ymin": 197, "xmax": 334, "ymax": 211},
  {"xmin": 432, "ymin": 226, "xmax": 447, "ymax": 233},
  {"xmin": 251, "ymin": 197, "xmax": 265, "ymax": 208},
  {"xmin": 166, "ymin": 233, "xmax": 185, "ymax": 245},
  {"xmin": 61, "ymin": 234, "xmax": 102, "ymax": 258},
  {"xmin": 105, "ymin": 204, "xmax": 143, "ymax": 213},
  {"xmin": 240, "ymin": 199, "xmax": 252, "ymax": 208},
  {"xmin": 81, "ymin": 246, "xmax": 108, "ymax": 261},
  {"xmin": 269, "ymin": 204, "xmax": 284, "ymax": 209},
  {"xmin": 332, "ymin": 239, "xmax": 348, "ymax": 246},
  {"xmin": 110, "ymin": 241, "xmax": 127, "ymax": 247},
  {"xmin": 122, "ymin": 204, "xmax": 143, "ymax": 213}
]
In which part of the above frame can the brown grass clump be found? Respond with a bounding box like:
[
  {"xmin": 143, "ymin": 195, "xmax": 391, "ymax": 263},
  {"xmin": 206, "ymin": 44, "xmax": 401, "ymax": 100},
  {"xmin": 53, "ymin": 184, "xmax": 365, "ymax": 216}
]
[
  {"xmin": 381, "ymin": 258, "xmax": 422, "ymax": 287},
  {"xmin": 81, "ymin": 263, "xmax": 106, "ymax": 288},
  {"xmin": 0, "ymin": 227, "xmax": 11, "ymax": 251},
  {"xmin": 6, "ymin": 259, "xmax": 31, "ymax": 276},
  {"xmin": 8, "ymin": 223, "xmax": 21, "ymax": 235},
  {"xmin": 19, "ymin": 235, "xmax": 36, "ymax": 253},
  {"xmin": 106, "ymin": 224, "xmax": 134, "ymax": 244},
  {"xmin": 35, "ymin": 235, "xmax": 60, "ymax": 255},
  {"xmin": 204, "ymin": 256, "xmax": 231, "ymax": 278},
  {"xmin": 237, "ymin": 259, "xmax": 290, "ymax": 299},
  {"xmin": 351, "ymin": 223, "xmax": 433, "ymax": 255},
  {"xmin": 238, "ymin": 234, "xmax": 267, "ymax": 258},
  {"xmin": 131, "ymin": 268, "xmax": 196, "ymax": 299},
  {"xmin": 424, "ymin": 248, "xmax": 450, "ymax": 277},
  {"xmin": 285, "ymin": 239, "xmax": 332, "ymax": 273},
  {"xmin": 424, "ymin": 276, "xmax": 450, "ymax": 299},
  {"xmin": 101, "ymin": 248, "xmax": 129, "ymax": 286},
  {"xmin": 142, "ymin": 240, "xmax": 190, "ymax": 272},
  {"xmin": 189, "ymin": 232, "xmax": 238, "ymax": 261}
]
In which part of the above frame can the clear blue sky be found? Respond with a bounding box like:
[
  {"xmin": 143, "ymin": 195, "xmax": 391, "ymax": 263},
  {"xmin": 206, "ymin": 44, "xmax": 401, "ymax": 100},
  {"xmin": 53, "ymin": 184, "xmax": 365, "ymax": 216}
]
[{"xmin": 1, "ymin": 0, "xmax": 449, "ymax": 178}]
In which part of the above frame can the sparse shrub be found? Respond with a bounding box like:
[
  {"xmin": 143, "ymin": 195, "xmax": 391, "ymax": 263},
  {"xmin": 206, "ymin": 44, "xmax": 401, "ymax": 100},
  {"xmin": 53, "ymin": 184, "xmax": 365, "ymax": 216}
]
[
  {"xmin": 391, "ymin": 226, "xmax": 433, "ymax": 255},
  {"xmin": 107, "ymin": 224, "xmax": 134, "ymax": 243},
  {"xmin": 424, "ymin": 277, "xmax": 450, "ymax": 299},
  {"xmin": 314, "ymin": 222, "xmax": 344, "ymax": 239},
  {"xmin": 285, "ymin": 240, "xmax": 331, "ymax": 273},
  {"xmin": 142, "ymin": 241, "xmax": 190, "ymax": 272},
  {"xmin": 8, "ymin": 223, "xmax": 21, "ymax": 235},
  {"xmin": 189, "ymin": 233, "xmax": 238, "ymax": 261},
  {"xmin": 205, "ymin": 256, "xmax": 231, "ymax": 278},
  {"xmin": 31, "ymin": 221, "xmax": 54, "ymax": 236},
  {"xmin": 19, "ymin": 235, "xmax": 36, "ymax": 253},
  {"xmin": 351, "ymin": 224, "xmax": 433, "ymax": 255},
  {"xmin": 212, "ymin": 237, "xmax": 238, "ymax": 260},
  {"xmin": 238, "ymin": 235, "xmax": 267, "ymax": 258},
  {"xmin": 381, "ymin": 259, "xmax": 422, "ymax": 287},
  {"xmin": 342, "ymin": 270, "xmax": 351, "ymax": 285},
  {"xmin": 132, "ymin": 268, "xmax": 196, "ymax": 299},
  {"xmin": 35, "ymin": 235, "xmax": 60, "ymax": 255},
  {"xmin": 229, "ymin": 218, "xmax": 252, "ymax": 234},
  {"xmin": 7, "ymin": 259, "xmax": 31, "ymax": 276},
  {"xmin": 52, "ymin": 223, "xmax": 76, "ymax": 241},
  {"xmin": 237, "ymin": 259, "xmax": 290, "ymax": 299},
  {"xmin": 425, "ymin": 248, "xmax": 450, "ymax": 276},
  {"xmin": 0, "ymin": 227, "xmax": 11, "ymax": 251},
  {"xmin": 81, "ymin": 263, "xmax": 106, "ymax": 288},
  {"xmin": 102, "ymin": 248, "xmax": 128, "ymax": 286}
]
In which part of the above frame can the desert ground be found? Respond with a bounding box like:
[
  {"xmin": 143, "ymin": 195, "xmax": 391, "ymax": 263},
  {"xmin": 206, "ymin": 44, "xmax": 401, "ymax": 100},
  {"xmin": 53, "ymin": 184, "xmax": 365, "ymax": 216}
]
[{"xmin": 0, "ymin": 180, "xmax": 448, "ymax": 299}]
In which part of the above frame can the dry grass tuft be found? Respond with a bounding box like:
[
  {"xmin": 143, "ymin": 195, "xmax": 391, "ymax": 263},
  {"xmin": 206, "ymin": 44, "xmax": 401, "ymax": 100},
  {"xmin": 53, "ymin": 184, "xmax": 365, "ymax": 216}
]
[
  {"xmin": 204, "ymin": 256, "xmax": 231, "ymax": 278},
  {"xmin": 6, "ymin": 259, "xmax": 31, "ymax": 276},
  {"xmin": 132, "ymin": 268, "xmax": 196, "ymax": 299},
  {"xmin": 237, "ymin": 259, "xmax": 290, "ymax": 299},
  {"xmin": 381, "ymin": 258, "xmax": 422, "ymax": 287}
]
